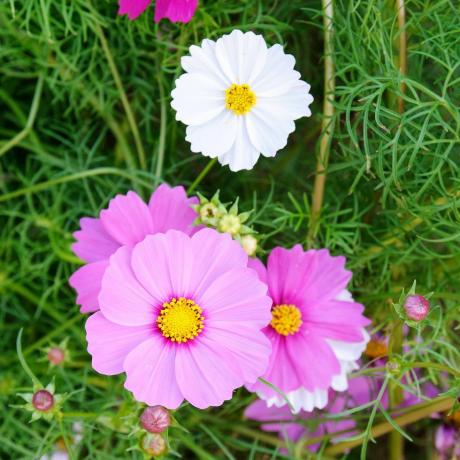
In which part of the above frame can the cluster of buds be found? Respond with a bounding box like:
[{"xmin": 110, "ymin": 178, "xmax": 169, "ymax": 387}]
[
  {"xmin": 138, "ymin": 406, "xmax": 171, "ymax": 458},
  {"xmin": 393, "ymin": 281, "xmax": 431, "ymax": 327},
  {"xmin": 193, "ymin": 191, "xmax": 258, "ymax": 256},
  {"xmin": 18, "ymin": 381, "xmax": 63, "ymax": 422}
]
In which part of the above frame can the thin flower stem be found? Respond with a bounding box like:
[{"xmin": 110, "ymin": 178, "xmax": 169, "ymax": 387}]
[
  {"xmin": 154, "ymin": 70, "xmax": 167, "ymax": 186},
  {"xmin": 188, "ymin": 158, "xmax": 217, "ymax": 194},
  {"xmin": 0, "ymin": 74, "xmax": 44, "ymax": 157},
  {"xmin": 94, "ymin": 21, "xmax": 147, "ymax": 170},
  {"xmin": 308, "ymin": 0, "xmax": 335, "ymax": 244},
  {"xmin": 388, "ymin": 320, "xmax": 404, "ymax": 460},
  {"xmin": 396, "ymin": 0, "xmax": 407, "ymax": 113},
  {"xmin": 324, "ymin": 396, "xmax": 454, "ymax": 456},
  {"xmin": 16, "ymin": 329, "xmax": 41, "ymax": 387}
]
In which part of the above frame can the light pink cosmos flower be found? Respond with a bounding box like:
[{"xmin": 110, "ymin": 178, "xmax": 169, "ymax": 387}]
[
  {"xmin": 85, "ymin": 228, "xmax": 272, "ymax": 409},
  {"xmin": 69, "ymin": 185, "xmax": 198, "ymax": 313},
  {"xmin": 118, "ymin": 0, "xmax": 198, "ymax": 23},
  {"xmin": 246, "ymin": 246, "xmax": 371, "ymax": 413}
]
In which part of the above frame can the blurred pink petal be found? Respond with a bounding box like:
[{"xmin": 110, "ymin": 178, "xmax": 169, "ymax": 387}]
[
  {"xmin": 154, "ymin": 0, "xmax": 198, "ymax": 23},
  {"xmin": 118, "ymin": 0, "xmax": 151, "ymax": 20}
]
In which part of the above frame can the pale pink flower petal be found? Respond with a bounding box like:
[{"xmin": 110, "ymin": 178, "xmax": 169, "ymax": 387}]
[
  {"xmin": 100, "ymin": 191, "xmax": 155, "ymax": 246},
  {"xmin": 124, "ymin": 336, "xmax": 184, "ymax": 409},
  {"xmin": 149, "ymin": 184, "xmax": 198, "ymax": 235},
  {"xmin": 174, "ymin": 340, "xmax": 241, "ymax": 409},
  {"xmin": 69, "ymin": 261, "xmax": 108, "ymax": 313},
  {"xmin": 118, "ymin": 0, "xmax": 151, "ymax": 20},
  {"xmin": 71, "ymin": 217, "xmax": 118, "ymax": 263},
  {"xmin": 154, "ymin": 0, "xmax": 198, "ymax": 23},
  {"xmin": 86, "ymin": 312, "xmax": 152, "ymax": 375},
  {"xmin": 247, "ymin": 257, "xmax": 268, "ymax": 285},
  {"xmin": 99, "ymin": 246, "xmax": 156, "ymax": 326}
]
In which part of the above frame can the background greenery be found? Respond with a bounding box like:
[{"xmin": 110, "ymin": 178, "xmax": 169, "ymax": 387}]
[{"xmin": 1, "ymin": 0, "xmax": 459, "ymax": 458}]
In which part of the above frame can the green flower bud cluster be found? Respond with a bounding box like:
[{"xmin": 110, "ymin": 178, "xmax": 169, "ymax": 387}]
[{"xmin": 193, "ymin": 191, "xmax": 258, "ymax": 256}]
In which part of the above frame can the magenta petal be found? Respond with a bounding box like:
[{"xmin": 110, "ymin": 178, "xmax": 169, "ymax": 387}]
[
  {"xmin": 247, "ymin": 257, "xmax": 268, "ymax": 285},
  {"xmin": 149, "ymin": 184, "xmax": 198, "ymax": 235},
  {"xmin": 100, "ymin": 191, "xmax": 154, "ymax": 246},
  {"xmin": 118, "ymin": 0, "xmax": 151, "ymax": 20},
  {"xmin": 124, "ymin": 335, "xmax": 183, "ymax": 409},
  {"xmin": 69, "ymin": 260, "xmax": 108, "ymax": 313},
  {"xmin": 285, "ymin": 331, "xmax": 340, "ymax": 391},
  {"xmin": 86, "ymin": 312, "xmax": 153, "ymax": 375},
  {"xmin": 71, "ymin": 217, "xmax": 119, "ymax": 263},
  {"xmin": 175, "ymin": 341, "xmax": 241, "ymax": 409},
  {"xmin": 154, "ymin": 0, "xmax": 198, "ymax": 23},
  {"xmin": 99, "ymin": 246, "xmax": 156, "ymax": 326},
  {"xmin": 199, "ymin": 268, "xmax": 272, "ymax": 328}
]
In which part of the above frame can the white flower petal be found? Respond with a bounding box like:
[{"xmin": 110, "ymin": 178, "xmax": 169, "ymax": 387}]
[
  {"xmin": 252, "ymin": 44, "xmax": 303, "ymax": 97},
  {"xmin": 246, "ymin": 108, "xmax": 295, "ymax": 158},
  {"xmin": 259, "ymin": 387, "xmax": 329, "ymax": 414},
  {"xmin": 215, "ymin": 30, "xmax": 268, "ymax": 84},
  {"xmin": 171, "ymin": 73, "xmax": 225, "ymax": 126},
  {"xmin": 218, "ymin": 117, "xmax": 260, "ymax": 171},
  {"xmin": 185, "ymin": 110, "xmax": 237, "ymax": 157},
  {"xmin": 181, "ymin": 39, "xmax": 230, "ymax": 86}
]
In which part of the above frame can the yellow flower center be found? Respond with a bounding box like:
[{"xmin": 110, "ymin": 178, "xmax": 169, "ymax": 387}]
[
  {"xmin": 157, "ymin": 297, "xmax": 204, "ymax": 343},
  {"xmin": 225, "ymin": 84, "xmax": 256, "ymax": 115},
  {"xmin": 270, "ymin": 304, "xmax": 302, "ymax": 336}
]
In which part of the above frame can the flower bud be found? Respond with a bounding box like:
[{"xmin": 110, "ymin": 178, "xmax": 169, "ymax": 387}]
[
  {"xmin": 404, "ymin": 294, "xmax": 429, "ymax": 321},
  {"xmin": 386, "ymin": 359, "xmax": 401, "ymax": 376},
  {"xmin": 140, "ymin": 406, "xmax": 171, "ymax": 434},
  {"xmin": 141, "ymin": 433, "xmax": 166, "ymax": 456},
  {"xmin": 47, "ymin": 347, "xmax": 65, "ymax": 366},
  {"xmin": 218, "ymin": 214, "xmax": 241, "ymax": 235},
  {"xmin": 241, "ymin": 235, "xmax": 258, "ymax": 257},
  {"xmin": 32, "ymin": 390, "xmax": 54, "ymax": 412},
  {"xmin": 199, "ymin": 203, "xmax": 219, "ymax": 223}
]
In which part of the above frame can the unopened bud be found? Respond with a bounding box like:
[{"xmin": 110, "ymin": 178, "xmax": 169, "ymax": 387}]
[
  {"xmin": 141, "ymin": 433, "xmax": 166, "ymax": 456},
  {"xmin": 140, "ymin": 406, "xmax": 170, "ymax": 434},
  {"xmin": 404, "ymin": 294, "xmax": 429, "ymax": 321},
  {"xmin": 47, "ymin": 347, "xmax": 65, "ymax": 366},
  {"xmin": 199, "ymin": 203, "xmax": 219, "ymax": 222},
  {"xmin": 218, "ymin": 214, "xmax": 241, "ymax": 235},
  {"xmin": 32, "ymin": 390, "xmax": 54, "ymax": 412},
  {"xmin": 241, "ymin": 235, "xmax": 257, "ymax": 257},
  {"xmin": 386, "ymin": 359, "xmax": 401, "ymax": 376}
]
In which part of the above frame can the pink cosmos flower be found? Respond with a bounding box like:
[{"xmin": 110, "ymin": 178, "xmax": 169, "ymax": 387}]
[
  {"xmin": 69, "ymin": 185, "xmax": 198, "ymax": 313},
  {"xmin": 118, "ymin": 0, "xmax": 198, "ymax": 23},
  {"xmin": 246, "ymin": 246, "xmax": 371, "ymax": 413},
  {"xmin": 85, "ymin": 228, "xmax": 272, "ymax": 409}
]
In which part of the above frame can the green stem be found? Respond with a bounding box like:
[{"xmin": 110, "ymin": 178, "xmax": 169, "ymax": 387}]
[
  {"xmin": 0, "ymin": 74, "xmax": 44, "ymax": 157},
  {"xmin": 154, "ymin": 70, "xmax": 167, "ymax": 185},
  {"xmin": 308, "ymin": 0, "xmax": 335, "ymax": 245},
  {"xmin": 176, "ymin": 430, "xmax": 216, "ymax": 460},
  {"xmin": 188, "ymin": 158, "xmax": 217, "ymax": 194},
  {"xmin": 16, "ymin": 329, "xmax": 41, "ymax": 387},
  {"xmin": 94, "ymin": 20, "xmax": 147, "ymax": 170}
]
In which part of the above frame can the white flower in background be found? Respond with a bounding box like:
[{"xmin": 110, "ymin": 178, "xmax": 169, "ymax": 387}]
[{"xmin": 171, "ymin": 29, "xmax": 314, "ymax": 172}]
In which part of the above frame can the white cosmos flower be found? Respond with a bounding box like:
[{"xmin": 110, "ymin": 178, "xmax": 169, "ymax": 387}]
[{"xmin": 171, "ymin": 29, "xmax": 314, "ymax": 172}]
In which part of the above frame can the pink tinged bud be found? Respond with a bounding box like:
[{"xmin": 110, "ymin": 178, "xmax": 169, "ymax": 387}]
[
  {"xmin": 47, "ymin": 347, "xmax": 65, "ymax": 365},
  {"xmin": 404, "ymin": 294, "xmax": 430, "ymax": 321},
  {"xmin": 141, "ymin": 433, "xmax": 167, "ymax": 456},
  {"xmin": 32, "ymin": 390, "xmax": 54, "ymax": 412},
  {"xmin": 140, "ymin": 406, "xmax": 171, "ymax": 434}
]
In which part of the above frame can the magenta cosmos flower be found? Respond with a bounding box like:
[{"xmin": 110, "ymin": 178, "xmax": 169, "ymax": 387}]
[
  {"xmin": 245, "ymin": 376, "xmax": 375, "ymax": 453},
  {"xmin": 118, "ymin": 0, "xmax": 198, "ymax": 23},
  {"xmin": 85, "ymin": 228, "xmax": 272, "ymax": 409},
  {"xmin": 246, "ymin": 246, "xmax": 371, "ymax": 413},
  {"xmin": 69, "ymin": 185, "xmax": 198, "ymax": 313}
]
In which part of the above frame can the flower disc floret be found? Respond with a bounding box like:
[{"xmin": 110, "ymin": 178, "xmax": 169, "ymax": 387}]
[
  {"xmin": 270, "ymin": 304, "xmax": 302, "ymax": 336},
  {"xmin": 225, "ymin": 84, "xmax": 256, "ymax": 115},
  {"xmin": 157, "ymin": 297, "xmax": 204, "ymax": 343}
]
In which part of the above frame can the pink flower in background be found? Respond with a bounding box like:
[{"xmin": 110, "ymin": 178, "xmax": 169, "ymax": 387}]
[
  {"xmin": 246, "ymin": 246, "xmax": 371, "ymax": 413},
  {"xmin": 245, "ymin": 376, "xmax": 375, "ymax": 453},
  {"xmin": 118, "ymin": 0, "xmax": 198, "ymax": 23},
  {"xmin": 85, "ymin": 228, "xmax": 272, "ymax": 409},
  {"xmin": 69, "ymin": 185, "xmax": 198, "ymax": 313}
]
